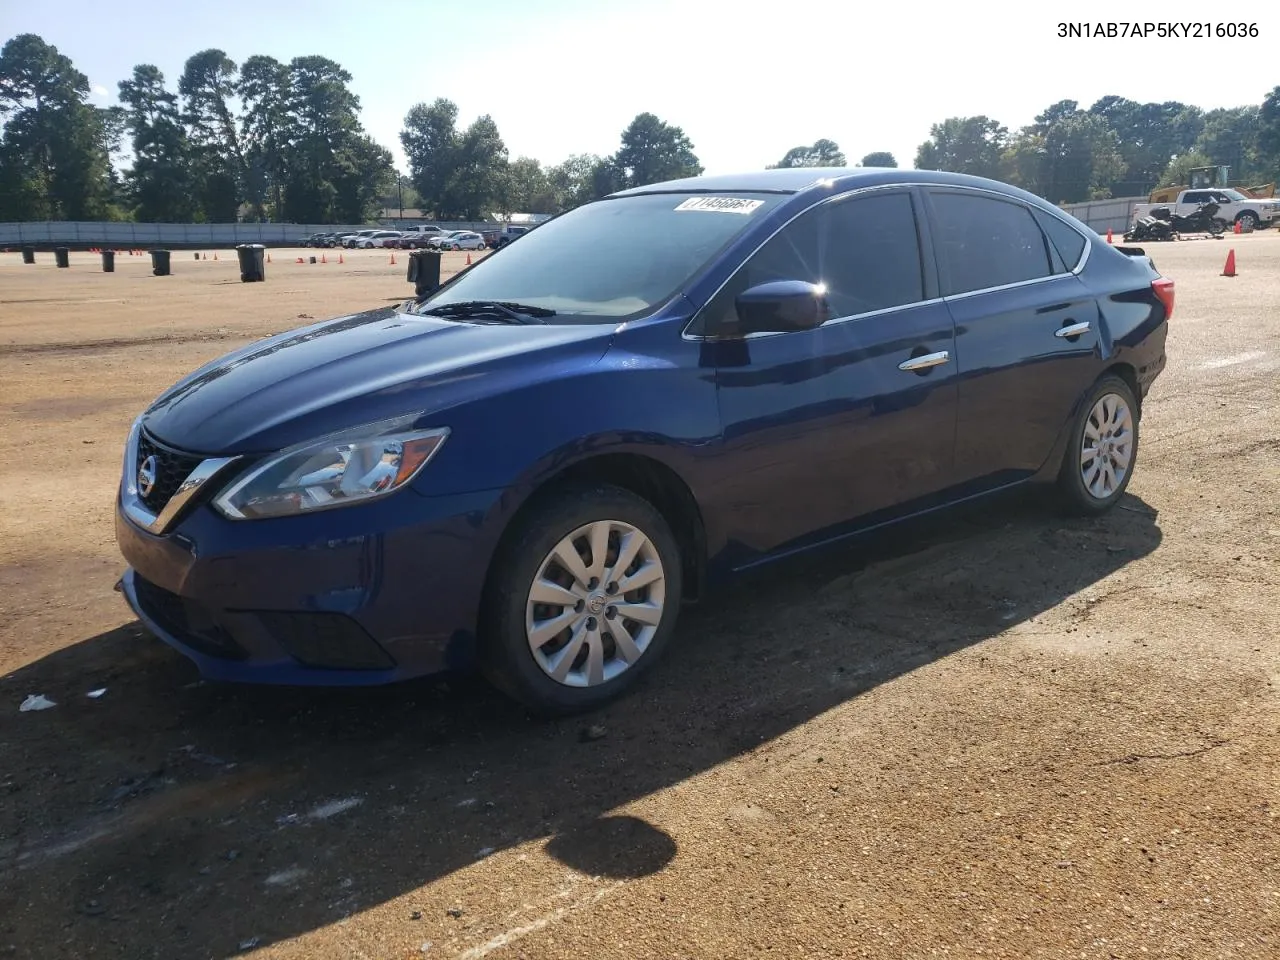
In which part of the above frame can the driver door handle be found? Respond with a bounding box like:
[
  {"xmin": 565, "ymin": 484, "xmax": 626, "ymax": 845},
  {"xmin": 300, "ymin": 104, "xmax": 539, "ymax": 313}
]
[
  {"xmin": 898, "ymin": 350, "xmax": 950, "ymax": 372},
  {"xmin": 1055, "ymin": 321, "xmax": 1091, "ymax": 338}
]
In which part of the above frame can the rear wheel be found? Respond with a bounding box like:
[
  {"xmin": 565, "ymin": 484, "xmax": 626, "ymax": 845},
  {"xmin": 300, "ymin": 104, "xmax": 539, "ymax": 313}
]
[
  {"xmin": 478, "ymin": 483, "xmax": 684, "ymax": 716},
  {"xmin": 1055, "ymin": 375, "xmax": 1139, "ymax": 516}
]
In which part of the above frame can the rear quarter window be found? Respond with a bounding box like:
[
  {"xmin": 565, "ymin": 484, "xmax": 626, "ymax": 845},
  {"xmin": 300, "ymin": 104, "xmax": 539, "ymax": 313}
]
[{"xmin": 1032, "ymin": 208, "xmax": 1088, "ymax": 272}]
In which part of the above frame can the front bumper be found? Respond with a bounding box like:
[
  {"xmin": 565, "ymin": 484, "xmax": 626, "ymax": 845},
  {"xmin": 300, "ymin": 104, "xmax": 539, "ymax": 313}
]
[{"xmin": 115, "ymin": 486, "xmax": 507, "ymax": 686}]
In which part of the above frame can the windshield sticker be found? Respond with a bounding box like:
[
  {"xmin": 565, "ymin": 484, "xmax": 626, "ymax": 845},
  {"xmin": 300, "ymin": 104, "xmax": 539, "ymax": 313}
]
[{"xmin": 674, "ymin": 197, "xmax": 764, "ymax": 215}]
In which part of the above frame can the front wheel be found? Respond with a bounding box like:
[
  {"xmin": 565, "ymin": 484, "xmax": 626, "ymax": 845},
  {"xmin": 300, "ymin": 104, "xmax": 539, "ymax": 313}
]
[
  {"xmin": 478, "ymin": 483, "xmax": 684, "ymax": 716},
  {"xmin": 1236, "ymin": 211, "xmax": 1258, "ymax": 231},
  {"xmin": 1055, "ymin": 375, "xmax": 1140, "ymax": 516}
]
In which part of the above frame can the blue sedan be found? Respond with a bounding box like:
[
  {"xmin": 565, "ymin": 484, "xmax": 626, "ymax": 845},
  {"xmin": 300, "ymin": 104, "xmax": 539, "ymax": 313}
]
[{"xmin": 115, "ymin": 167, "xmax": 1172, "ymax": 715}]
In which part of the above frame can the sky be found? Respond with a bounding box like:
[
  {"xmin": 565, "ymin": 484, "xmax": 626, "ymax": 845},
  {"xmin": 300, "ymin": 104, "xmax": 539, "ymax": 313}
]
[{"xmin": 3, "ymin": 0, "xmax": 1278, "ymax": 176}]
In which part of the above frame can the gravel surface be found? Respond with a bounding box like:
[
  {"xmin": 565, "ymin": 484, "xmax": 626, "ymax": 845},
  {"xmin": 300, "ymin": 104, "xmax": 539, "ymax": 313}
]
[{"xmin": 1, "ymin": 237, "xmax": 1277, "ymax": 959}]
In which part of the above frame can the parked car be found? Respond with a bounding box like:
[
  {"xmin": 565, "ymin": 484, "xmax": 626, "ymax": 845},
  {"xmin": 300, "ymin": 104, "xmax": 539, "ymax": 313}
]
[
  {"xmin": 430, "ymin": 230, "xmax": 486, "ymax": 251},
  {"xmin": 342, "ymin": 230, "xmax": 380, "ymax": 248},
  {"xmin": 481, "ymin": 225, "xmax": 531, "ymax": 248},
  {"xmin": 114, "ymin": 168, "xmax": 1171, "ymax": 716},
  {"xmin": 399, "ymin": 225, "xmax": 444, "ymax": 249},
  {"xmin": 356, "ymin": 230, "xmax": 404, "ymax": 249}
]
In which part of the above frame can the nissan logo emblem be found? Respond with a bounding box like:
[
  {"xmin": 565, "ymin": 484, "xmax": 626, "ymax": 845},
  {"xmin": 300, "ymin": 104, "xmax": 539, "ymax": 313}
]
[{"xmin": 138, "ymin": 455, "xmax": 158, "ymax": 498}]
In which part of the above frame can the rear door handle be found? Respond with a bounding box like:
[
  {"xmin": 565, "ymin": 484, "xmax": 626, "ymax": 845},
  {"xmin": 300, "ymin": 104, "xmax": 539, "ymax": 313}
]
[
  {"xmin": 898, "ymin": 350, "xmax": 950, "ymax": 372},
  {"xmin": 1055, "ymin": 321, "xmax": 1092, "ymax": 339}
]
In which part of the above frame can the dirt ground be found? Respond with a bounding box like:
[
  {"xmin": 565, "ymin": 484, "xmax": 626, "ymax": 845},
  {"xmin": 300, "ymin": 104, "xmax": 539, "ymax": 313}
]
[{"xmin": 1, "ymin": 235, "xmax": 1278, "ymax": 959}]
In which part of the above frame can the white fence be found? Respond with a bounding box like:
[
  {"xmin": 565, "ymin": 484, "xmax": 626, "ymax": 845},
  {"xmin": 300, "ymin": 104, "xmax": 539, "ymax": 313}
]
[
  {"xmin": 1057, "ymin": 197, "xmax": 1146, "ymax": 236},
  {"xmin": 0, "ymin": 220, "xmax": 498, "ymax": 247}
]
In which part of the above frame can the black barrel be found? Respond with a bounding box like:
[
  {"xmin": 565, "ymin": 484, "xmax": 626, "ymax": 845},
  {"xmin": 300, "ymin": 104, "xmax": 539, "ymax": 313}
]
[
  {"xmin": 407, "ymin": 249, "xmax": 442, "ymax": 298},
  {"xmin": 101, "ymin": 250, "xmax": 115, "ymax": 273},
  {"xmin": 150, "ymin": 249, "xmax": 171, "ymax": 276},
  {"xmin": 21, "ymin": 246, "xmax": 35, "ymax": 264},
  {"xmin": 55, "ymin": 247, "xmax": 70, "ymax": 268},
  {"xmin": 236, "ymin": 243, "xmax": 265, "ymax": 282}
]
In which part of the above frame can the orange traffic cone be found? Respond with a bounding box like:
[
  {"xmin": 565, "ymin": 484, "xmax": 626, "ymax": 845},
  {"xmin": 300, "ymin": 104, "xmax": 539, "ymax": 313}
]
[
  {"xmin": 321, "ymin": 252, "xmax": 327, "ymax": 264},
  {"xmin": 389, "ymin": 252, "xmax": 396, "ymax": 265},
  {"xmin": 1221, "ymin": 249, "xmax": 1236, "ymax": 277},
  {"xmin": 339, "ymin": 252, "xmax": 344, "ymax": 264},
  {"xmin": 1105, "ymin": 228, "xmax": 1113, "ymax": 244},
  {"xmin": 295, "ymin": 257, "xmax": 304, "ymax": 264},
  {"xmin": 267, "ymin": 252, "xmax": 271, "ymax": 263},
  {"xmin": 1233, "ymin": 219, "xmax": 1242, "ymax": 234},
  {"xmin": 466, "ymin": 253, "xmax": 472, "ymax": 265},
  {"xmin": 214, "ymin": 251, "xmax": 218, "ymax": 260}
]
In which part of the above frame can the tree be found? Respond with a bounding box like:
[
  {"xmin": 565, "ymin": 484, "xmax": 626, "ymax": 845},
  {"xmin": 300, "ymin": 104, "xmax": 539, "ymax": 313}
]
[
  {"xmin": 179, "ymin": 49, "xmax": 244, "ymax": 221},
  {"xmin": 914, "ymin": 116, "xmax": 1007, "ymax": 179},
  {"xmin": 446, "ymin": 114, "xmax": 508, "ymax": 220},
  {"xmin": 547, "ymin": 152, "xmax": 605, "ymax": 210},
  {"xmin": 859, "ymin": 151, "xmax": 897, "ymax": 168},
  {"xmin": 611, "ymin": 112, "xmax": 702, "ymax": 188},
  {"xmin": 330, "ymin": 135, "xmax": 393, "ymax": 223},
  {"xmin": 1158, "ymin": 149, "xmax": 1215, "ymax": 188},
  {"xmin": 1087, "ymin": 96, "xmax": 1204, "ymax": 193},
  {"xmin": 401, "ymin": 98, "xmax": 460, "ymax": 216},
  {"xmin": 1261, "ymin": 86, "xmax": 1280, "ymax": 177},
  {"xmin": 770, "ymin": 138, "xmax": 845, "ymax": 168},
  {"xmin": 1193, "ymin": 106, "xmax": 1263, "ymax": 183},
  {"xmin": 239, "ymin": 55, "xmax": 292, "ymax": 219},
  {"xmin": 503, "ymin": 156, "xmax": 558, "ymax": 214},
  {"xmin": 273, "ymin": 55, "xmax": 390, "ymax": 223},
  {"xmin": 586, "ymin": 156, "xmax": 626, "ymax": 201},
  {"xmin": 1000, "ymin": 132, "xmax": 1047, "ymax": 196},
  {"xmin": 1037, "ymin": 111, "xmax": 1124, "ymax": 202},
  {"xmin": 0, "ymin": 34, "xmax": 113, "ymax": 220},
  {"xmin": 118, "ymin": 64, "xmax": 196, "ymax": 221}
]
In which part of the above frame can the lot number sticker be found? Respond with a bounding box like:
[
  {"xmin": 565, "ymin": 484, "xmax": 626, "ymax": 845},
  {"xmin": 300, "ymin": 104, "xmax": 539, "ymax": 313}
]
[{"xmin": 675, "ymin": 197, "xmax": 764, "ymax": 215}]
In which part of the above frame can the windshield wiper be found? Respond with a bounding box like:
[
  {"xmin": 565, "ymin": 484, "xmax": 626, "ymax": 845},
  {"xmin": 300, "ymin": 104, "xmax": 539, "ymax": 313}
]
[{"xmin": 417, "ymin": 300, "xmax": 555, "ymax": 325}]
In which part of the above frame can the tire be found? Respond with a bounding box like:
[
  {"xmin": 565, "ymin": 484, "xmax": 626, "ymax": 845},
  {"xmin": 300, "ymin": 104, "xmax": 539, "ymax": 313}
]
[
  {"xmin": 477, "ymin": 483, "xmax": 685, "ymax": 717},
  {"xmin": 1055, "ymin": 375, "xmax": 1140, "ymax": 516},
  {"xmin": 1208, "ymin": 218, "xmax": 1227, "ymax": 236},
  {"xmin": 1236, "ymin": 211, "xmax": 1258, "ymax": 231}
]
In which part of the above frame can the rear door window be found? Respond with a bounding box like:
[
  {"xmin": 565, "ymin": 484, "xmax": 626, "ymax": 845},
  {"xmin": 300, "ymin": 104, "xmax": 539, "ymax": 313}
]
[{"xmin": 927, "ymin": 191, "xmax": 1053, "ymax": 296}]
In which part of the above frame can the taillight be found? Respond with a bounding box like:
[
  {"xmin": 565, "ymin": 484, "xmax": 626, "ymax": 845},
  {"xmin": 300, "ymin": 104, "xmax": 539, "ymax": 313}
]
[{"xmin": 1151, "ymin": 276, "xmax": 1175, "ymax": 321}]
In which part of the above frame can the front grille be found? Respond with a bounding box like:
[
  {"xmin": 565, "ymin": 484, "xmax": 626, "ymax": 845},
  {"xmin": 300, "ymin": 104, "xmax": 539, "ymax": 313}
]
[
  {"xmin": 132, "ymin": 575, "xmax": 248, "ymax": 660},
  {"xmin": 136, "ymin": 431, "xmax": 204, "ymax": 515}
]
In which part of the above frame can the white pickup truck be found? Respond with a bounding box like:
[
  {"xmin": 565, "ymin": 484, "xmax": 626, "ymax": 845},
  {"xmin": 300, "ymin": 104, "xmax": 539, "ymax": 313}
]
[{"xmin": 1132, "ymin": 188, "xmax": 1280, "ymax": 232}]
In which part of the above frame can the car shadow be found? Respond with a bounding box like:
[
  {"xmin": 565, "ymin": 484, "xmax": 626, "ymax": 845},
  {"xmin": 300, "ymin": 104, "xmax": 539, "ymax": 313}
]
[{"xmin": 0, "ymin": 488, "xmax": 1161, "ymax": 957}]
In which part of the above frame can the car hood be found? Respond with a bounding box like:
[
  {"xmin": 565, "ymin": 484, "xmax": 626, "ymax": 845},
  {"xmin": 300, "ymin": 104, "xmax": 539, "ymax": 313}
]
[{"xmin": 140, "ymin": 306, "xmax": 615, "ymax": 455}]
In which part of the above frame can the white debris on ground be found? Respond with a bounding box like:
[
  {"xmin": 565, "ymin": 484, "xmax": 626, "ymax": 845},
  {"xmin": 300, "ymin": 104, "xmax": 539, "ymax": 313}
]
[
  {"xmin": 19, "ymin": 694, "xmax": 56, "ymax": 712},
  {"xmin": 307, "ymin": 797, "xmax": 364, "ymax": 820}
]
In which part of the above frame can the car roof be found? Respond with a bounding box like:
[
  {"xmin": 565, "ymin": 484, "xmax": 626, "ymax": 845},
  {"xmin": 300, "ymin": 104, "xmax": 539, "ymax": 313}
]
[{"xmin": 607, "ymin": 167, "xmax": 1060, "ymax": 212}]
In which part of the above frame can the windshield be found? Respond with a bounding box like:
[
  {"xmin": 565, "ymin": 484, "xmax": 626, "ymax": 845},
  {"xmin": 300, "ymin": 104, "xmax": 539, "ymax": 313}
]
[{"xmin": 412, "ymin": 191, "xmax": 788, "ymax": 323}]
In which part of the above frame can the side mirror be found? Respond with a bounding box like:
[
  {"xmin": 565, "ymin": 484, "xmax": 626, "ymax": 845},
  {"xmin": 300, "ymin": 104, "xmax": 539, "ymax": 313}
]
[{"xmin": 734, "ymin": 280, "xmax": 830, "ymax": 334}]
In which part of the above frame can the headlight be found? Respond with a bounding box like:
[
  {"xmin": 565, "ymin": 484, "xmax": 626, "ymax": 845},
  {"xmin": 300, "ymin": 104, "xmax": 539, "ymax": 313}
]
[{"xmin": 212, "ymin": 417, "xmax": 449, "ymax": 520}]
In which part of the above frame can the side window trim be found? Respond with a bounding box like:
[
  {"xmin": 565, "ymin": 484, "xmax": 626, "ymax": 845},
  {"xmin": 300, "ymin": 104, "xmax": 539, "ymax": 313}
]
[
  {"xmin": 686, "ymin": 185, "xmax": 940, "ymax": 341},
  {"xmin": 920, "ymin": 186, "xmax": 1083, "ymax": 301}
]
